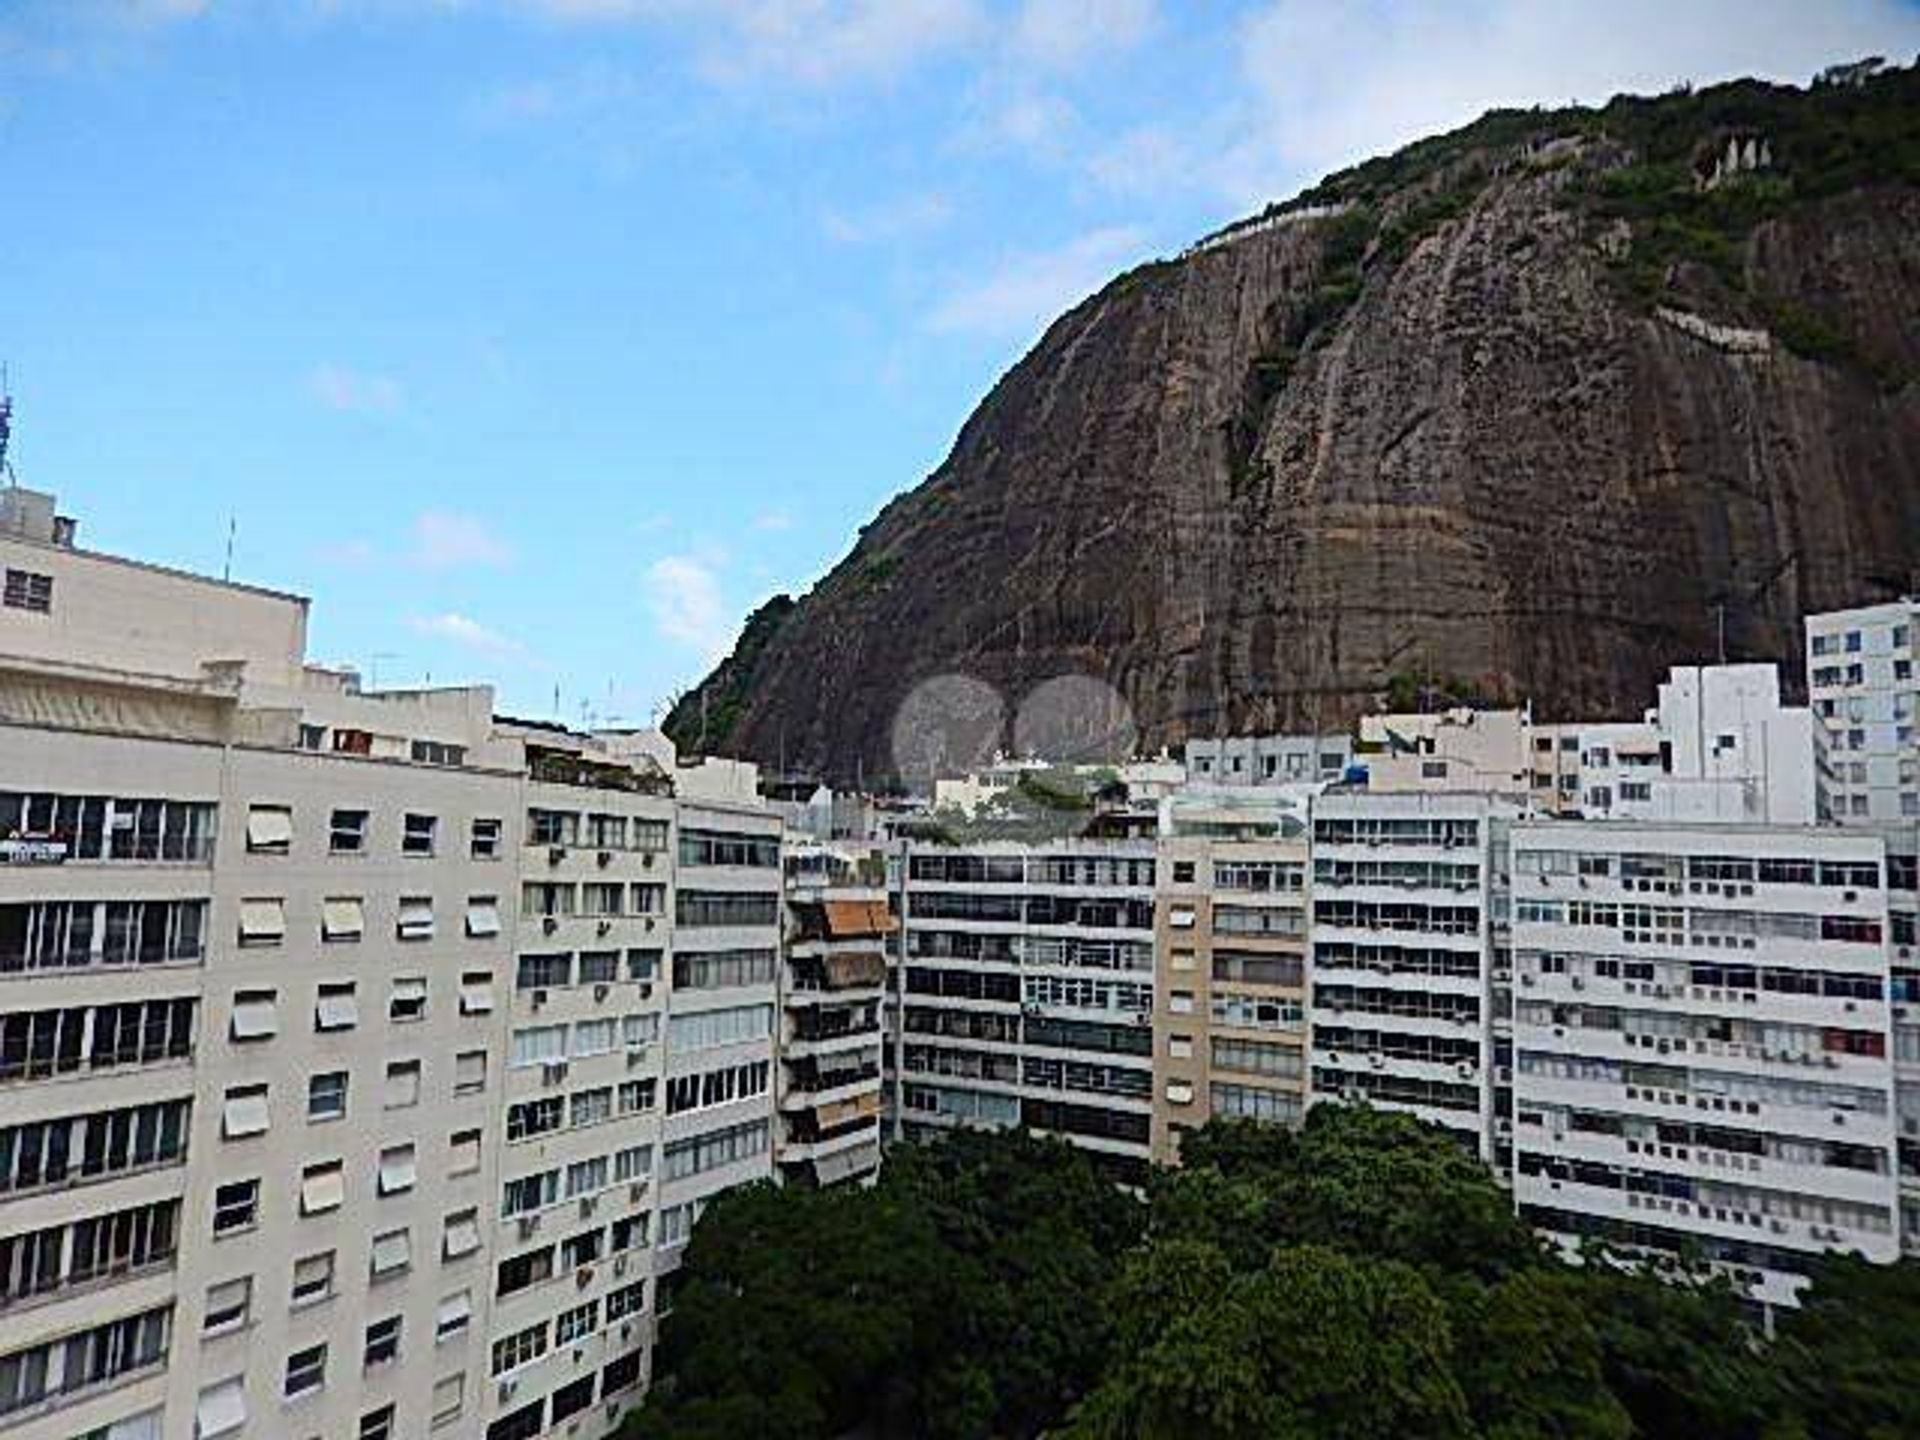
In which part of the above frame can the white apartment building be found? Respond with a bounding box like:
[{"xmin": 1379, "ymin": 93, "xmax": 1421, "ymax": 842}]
[
  {"xmin": 889, "ymin": 839, "xmax": 1158, "ymax": 1182},
  {"xmin": 779, "ymin": 842, "xmax": 889, "ymax": 1188},
  {"xmin": 1509, "ymin": 821, "xmax": 1901, "ymax": 1310},
  {"xmin": 1357, "ymin": 709, "xmax": 1531, "ymax": 795},
  {"xmin": 1182, "ymin": 734, "xmax": 1353, "ymax": 788},
  {"xmin": 485, "ymin": 729, "xmax": 677, "ymax": 1440},
  {"xmin": 1806, "ymin": 600, "xmax": 1918, "ymax": 823},
  {"xmin": 0, "ymin": 489, "xmax": 781, "ymax": 1440},
  {"xmin": 1307, "ymin": 792, "xmax": 1514, "ymax": 1162},
  {"xmin": 1884, "ymin": 825, "xmax": 1920, "ymax": 1252}
]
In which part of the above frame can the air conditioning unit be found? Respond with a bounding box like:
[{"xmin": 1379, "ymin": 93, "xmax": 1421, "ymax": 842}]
[
  {"xmin": 594, "ymin": 984, "xmax": 610, "ymax": 1002},
  {"xmin": 580, "ymin": 1196, "xmax": 598, "ymax": 1219},
  {"xmin": 613, "ymin": 1256, "xmax": 628, "ymax": 1277},
  {"xmin": 597, "ymin": 920, "xmax": 613, "ymax": 937},
  {"xmin": 619, "ymin": 1323, "xmax": 633, "ymax": 1343},
  {"xmin": 532, "ymin": 988, "xmax": 548, "ymax": 1009},
  {"xmin": 629, "ymin": 1180, "xmax": 650, "ymax": 1202},
  {"xmin": 518, "ymin": 1215, "xmax": 540, "ymax": 1239},
  {"xmin": 599, "ymin": 850, "xmax": 614, "ymax": 868},
  {"xmin": 577, "ymin": 1265, "xmax": 594, "ymax": 1287},
  {"xmin": 645, "ymin": 918, "xmax": 657, "ymax": 932},
  {"xmin": 642, "ymin": 852, "xmax": 655, "ymax": 868},
  {"xmin": 543, "ymin": 1061, "xmax": 570, "ymax": 1085},
  {"xmin": 543, "ymin": 916, "xmax": 559, "ymax": 935},
  {"xmin": 499, "ymin": 1379, "xmax": 519, "ymax": 1404},
  {"xmin": 625, "ymin": 1047, "xmax": 649, "ymax": 1068},
  {"xmin": 634, "ymin": 982, "xmax": 653, "ymax": 1001},
  {"xmin": 549, "ymin": 845, "xmax": 567, "ymax": 865}
]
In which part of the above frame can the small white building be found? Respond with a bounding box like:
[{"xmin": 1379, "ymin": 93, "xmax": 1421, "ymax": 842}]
[{"xmin": 1806, "ymin": 600, "xmax": 1918, "ymax": 824}]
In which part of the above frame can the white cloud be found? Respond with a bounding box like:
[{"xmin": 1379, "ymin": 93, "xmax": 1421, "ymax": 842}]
[
  {"xmin": 509, "ymin": 0, "xmax": 987, "ymax": 88},
  {"xmin": 1009, "ymin": 0, "xmax": 1154, "ymax": 71},
  {"xmin": 753, "ymin": 508, "xmax": 794, "ymax": 531},
  {"xmin": 408, "ymin": 511, "xmax": 512, "ymax": 571},
  {"xmin": 408, "ymin": 610, "xmax": 531, "ymax": 662},
  {"xmin": 820, "ymin": 191, "xmax": 954, "ymax": 244},
  {"xmin": 309, "ymin": 363, "xmax": 402, "ymax": 415},
  {"xmin": 314, "ymin": 538, "xmax": 377, "ymax": 568},
  {"xmin": 645, "ymin": 552, "xmax": 735, "ymax": 658},
  {"xmin": 1087, "ymin": 124, "xmax": 1190, "ymax": 197},
  {"xmin": 930, "ymin": 224, "xmax": 1150, "ymax": 340},
  {"xmin": 1217, "ymin": 0, "xmax": 1920, "ymax": 210}
]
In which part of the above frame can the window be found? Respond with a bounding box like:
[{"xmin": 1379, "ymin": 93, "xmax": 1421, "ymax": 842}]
[
  {"xmin": 203, "ymin": 1276, "xmax": 251, "ymax": 1335},
  {"xmin": 333, "ymin": 729, "xmax": 373, "ymax": 755},
  {"xmin": 402, "ymin": 813, "xmax": 437, "ymax": 856},
  {"xmin": 618, "ymin": 1079, "xmax": 655, "ymax": 1115},
  {"xmin": 579, "ymin": 949, "xmax": 619, "ymax": 984},
  {"xmin": 552, "ymin": 1375, "xmax": 595, "ymax": 1424},
  {"xmin": 245, "ymin": 805, "xmax": 293, "ymax": 855},
  {"xmin": 449, "ymin": 1128, "xmax": 482, "ymax": 1176},
  {"xmin": 301, "ymin": 1160, "xmax": 345, "ymax": 1216},
  {"xmin": 555, "ymin": 1299, "xmax": 600, "ymax": 1346},
  {"xmin": 454, "ymin": 1049, "xmax": 487, "ymax": 1096},
  {"xmin": 436, "ymin": 1290, "xmax": 472, "ymax": 1343},
  {"xmin": 605, "ymin": 1277, "xmax": 648, "ymax": 1320},
  {"xmin": 410, "ymin": 740, "xmax": 466, "ymax": 767},
  {"xmin": 442, "ymin": 1209, "xmax": 481, "ymax": 1261},
  {"xmin": 471, "ymin": 817, "xmax": 503, "ymax": 859},
  {"xmin": 360, "ymin": 1403, "xmax": 398, "ymax": 1440},
  {"xmin": 572, "ymin": 1018, "xmax": 616, "ymax": 1057},
  {"xmin": 370, "ymin": 1227, "xmax": 411, "ymax": 1281},
  {"xmin": 510, "ymin": 1024, "xmax": 567, "ymax": 1068},
  {"xmin": 330, "ymin": 809, "xmax": 368, "ymax": 854},
  {"xmin": 284, "ymin": 1342, "xmax": 327, "ymax": 1399},
  {"xmin": 197, "ymin": 1379, "xmax": 247, "ymax": 1440},
  {"xmin": 212, "ymin": 1179, "xmax": 259, "ymax": 1236},
  {"xmin": 309, "ymin": 1071, "xmax": 349, "ymax": 1121},
  {"xmin": 316, "ymin": 982, "xmax": 358, "ymax": 1032},
  {"xmin": 491, "ymin": 1321, "xmax": 550, "ymax": 1377},
  {"xmin": 570, "ymin": 1088, "xmax": 613, "ymax": 1128},
  {"xmin": 1172, "ymin": 861, "xmax": 1195, "ymax": 883},
  {"xmin": 3, "ymin": 567, "xmax": 53, "ymax": 613},
  {"xmin": 364, "ymin": 1315, "xmax": 402, "ymax": 1369},
  {"xmin": 228, "ymin": 989, "xmax": 278, "ymax": 1041},
  {"xmin": 459, "ymin": 971, "xmax": 495, "ymax": 1015},
  {"xmin": 377, "ymin": 1144, "xmax": 417, "ymax": 1196},
  {"xmin": 666, "ymin": 1003, "xmax": 773, "ymax": 1052},
  {"xmin": 384, "ymin": 1060, "xmax": 421, "ymax": 1110},
  {"xmin": 529, "ymin": 808, "xmax": 577, "ymax": 847},
  {"xmin": 396, "ymin": 897, "xmax": 435, "ymax": 942},
  {"xmin": 291, "ymin": 1251, "xmax": 334, "ymax": 1306},
  {"xmin": 465, "ymin": 897, "xmax": 501, "ymax": 939},
  {"xmin": 390, "ymin": 977, "xmax": 428, "ymax": 1023},
  {"xmin": 518, "ymin": 952, "xmax": 571, "ymax": 990},
  {"xmin": 321, "ymin": 896, "xmax": 364, "ymax": 943},
  {"xmin": 431, "ymin": 1374, "xmax": 465, "ymax": 1429},
  {"xmin": 236, "ymin": 898, "xmax": 285, "ymax": 947},
  {"xmin": 661, "ymin": 1119, "xmax": 769, "ymax": 1181}
]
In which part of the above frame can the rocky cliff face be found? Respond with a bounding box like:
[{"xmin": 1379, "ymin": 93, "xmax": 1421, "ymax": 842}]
[{"xmin": 668, "ymin": 65, "xmax": 1920, "ymax": 785}]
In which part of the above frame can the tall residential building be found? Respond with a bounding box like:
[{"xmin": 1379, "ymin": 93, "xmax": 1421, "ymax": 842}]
[
  {"xmin": 485, "ymin": 727, "xmax": 677, "ymax": 1440},
  {"xmin": 779, "ymin": 841, "xmax": 890, "ymax": 1188},
  {"xmin": 1307, "ymin": 792, "xmax": 1514, "ymax": 1163},
  {"xmin": 1886, "ymin": 824, "xmax": 1920, "ymax": 1252},
  {"xmin": 1806, "ymin": 600, "xmax": 1918, "ymax": 823},
  {"xmin": 889, "ymin": 838, "xmax": 1158, "ymax": 1182},
  {"xmin": 1527, "ymin": 664, "xmax": 1815, "ymax": 824},
  {"xmin": 1151, "ymin": 834, "xmax": 1310, "ymax": 1163},
  {"xmin": 0, "ymin": 489, "xmax": 782, "ymax": 1440},
  {"xmin": 1509, "ymin": 821, "xmax": 1901, "ymax": 1309}
]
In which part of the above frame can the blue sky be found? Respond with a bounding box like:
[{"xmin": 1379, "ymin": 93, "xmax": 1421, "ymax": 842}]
[{"xmin": 4, "ymin": 0, "xmax": 1916, "ymax": 727}]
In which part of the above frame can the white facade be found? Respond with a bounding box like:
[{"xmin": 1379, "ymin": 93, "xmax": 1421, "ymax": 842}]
[
  {"xmin": 0, "ymin": 490, "xmax": 782, "ymax": 1440},
  {"xmin": 1509, "ymin": 822, "xmax": 1901, "ymax": 1310},
  {"xmin": 889, "ymin": 839, "xmax": 1158, "ymax": 1179},
  {"xmin": 1184, "ymin": 733, "xmax": 1353, "ymax": 788},
  {"xmin": 1307, "ymin": 792, "xmax": 1513, "ymax": 1161},
  {"xmin": 1806, "ymin": 600, "xmax": 1918, "ymax": 824}
]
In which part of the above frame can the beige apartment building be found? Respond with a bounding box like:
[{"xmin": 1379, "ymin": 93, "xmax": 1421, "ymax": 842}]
[
  {"xmin": 1151, "ymin": 835, "xmax": 1310, "ymax": 1163},
  {"xmin": 0, "ymin": 488, "xmax": 781, "ymax": 1440}
]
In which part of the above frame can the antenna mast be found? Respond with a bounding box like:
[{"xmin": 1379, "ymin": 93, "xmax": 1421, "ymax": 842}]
[{"xmin": 0, "ymin": 366, "xmax": 15, "ymax": 487}]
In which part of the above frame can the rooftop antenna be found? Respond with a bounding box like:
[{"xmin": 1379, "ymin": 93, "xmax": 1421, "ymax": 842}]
[
  {"xmin": 222, "ymin": 516, "xmax": 237, "ymax": 583},
  {"xmin": 1, "ymin": 364, "xmax": 15, "ymax": 487}
]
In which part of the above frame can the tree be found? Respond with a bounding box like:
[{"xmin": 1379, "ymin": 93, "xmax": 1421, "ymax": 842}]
[
  {"xmin": 1451, "ymin": 1269, "xmax": 1633, "ymax": 1440},
  {"xmin": 1064, "ymin": 1243, "xmax": 1473, "ymax": 1440},
  {"xmin": 1773, "ymin": 1256, "xmax": 1920, "ymax": 1440}
]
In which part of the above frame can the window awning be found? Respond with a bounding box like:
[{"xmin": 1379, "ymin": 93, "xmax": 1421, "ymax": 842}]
[
  {"xmin": 238, "ymin": 898, "xmax": 285, "ymax": 942},
  {"xmin": 444, "ymin": 1214, "xmax": 481, "ymax": 1258},
  {"xmin": 459, "ymin": 976, "xmax": 495, "ymax": 1015},
  {"xmin": 1165, "ymin": 1081, "xmax": 1195, "ymax": 1106},
  {"xmin": 229, "ymin": 996, "xmax": 278, "ymax": 1041},
  {"xmin": 823, "ymin": 899, "xmax": 897, "ymax": 938},
  {"xmin": 322, "ymin": 897, "xmax": 365, "ymax": 940},
  {"xmin": 822, "ymin": 951, "xmax": 887, "ymax": 989},
  {"xmin": 371, "ymin": 1229, "xmax": 412, "ymax": 1275},
  {"xmin": 813, "ymin": 1141, "xmax": 880, "ymax": 1187},
  {"xmin": 465, "ymin": 899, "xmax": 502, "ymax": 938},
  {"xmin": 301, "ymin": 1166, "xmax": 345, "ymax": 1215},
  {"xmin": 378, "ymin": 1148, "xmax": 417, "ymax": 1195},
  {"xmin": 196, "ymin": 1379, "xmax": 247, "ymax": 1439},
  {"xmin": 397, "ymin": 899, "xmax": 435, "ymax": 941},
  {"xmin": 316, "ymin": 989, "xmax": 358, "ymax": 1030},
  {"xmin": 222, "ymin": 1089, "xmax": 270, "ymax": 1139},
  {"xmin": 247, "ymin": 806, "xmax": 293, "ymax": 850},
  {"xmin": 392, "ymin": 978, "xmax": 428, "ymax": 1004},
  {"xmin": 437, "ymin": 1291, "xmax": 473, "ymax": 1332}
]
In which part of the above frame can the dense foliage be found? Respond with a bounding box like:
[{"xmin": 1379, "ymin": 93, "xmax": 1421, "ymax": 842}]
[{"xmin": 625, "ymin": 1107, "xmax": 1919, "ymax": 1439}]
